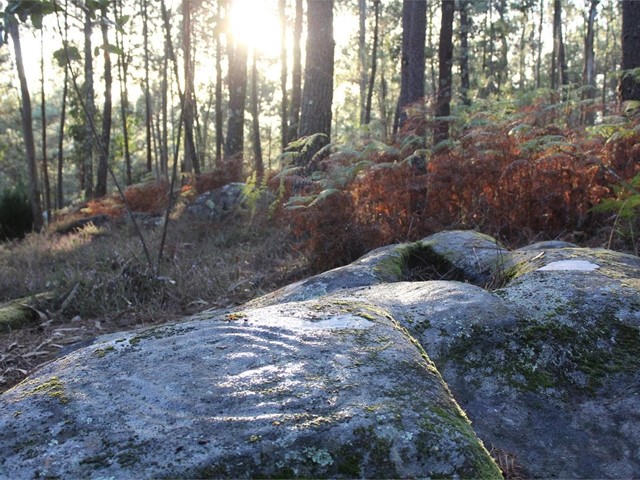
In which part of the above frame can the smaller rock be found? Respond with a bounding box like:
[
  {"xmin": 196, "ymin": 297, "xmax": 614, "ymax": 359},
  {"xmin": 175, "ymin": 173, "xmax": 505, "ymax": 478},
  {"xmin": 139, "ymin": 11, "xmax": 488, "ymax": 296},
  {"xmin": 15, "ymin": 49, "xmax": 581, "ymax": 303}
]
[{"xmin": 186, "ymin": 183, "xmax": 246, "ymax": 221}]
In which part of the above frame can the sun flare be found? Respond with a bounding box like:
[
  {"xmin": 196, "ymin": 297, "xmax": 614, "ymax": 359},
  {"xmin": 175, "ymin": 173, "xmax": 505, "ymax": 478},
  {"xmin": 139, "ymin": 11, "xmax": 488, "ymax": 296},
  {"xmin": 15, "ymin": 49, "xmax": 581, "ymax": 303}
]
[{"xmin": 228, "ymin": 0, "xmax": 282, "ymax": 57}]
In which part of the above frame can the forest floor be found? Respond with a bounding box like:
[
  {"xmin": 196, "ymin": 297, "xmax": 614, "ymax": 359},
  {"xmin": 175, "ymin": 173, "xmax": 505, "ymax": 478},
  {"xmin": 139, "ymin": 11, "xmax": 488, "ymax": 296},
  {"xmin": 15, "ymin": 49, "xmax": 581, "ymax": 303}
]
[{"xmin": 0, "ymin": 210, "xmax": 310, "ymax": 394}]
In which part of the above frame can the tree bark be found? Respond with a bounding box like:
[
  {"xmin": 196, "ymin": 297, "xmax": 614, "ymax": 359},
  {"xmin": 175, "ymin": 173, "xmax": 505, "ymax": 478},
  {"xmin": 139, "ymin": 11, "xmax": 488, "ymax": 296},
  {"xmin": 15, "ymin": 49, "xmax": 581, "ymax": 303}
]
[
  {"xmin": 82, "ymin": 7, "xmax": 95, "ymax": 200},
  {"xmin": 226, "ymin": 10, "xmax": 248, "ymax": 177},
  {"xmin": 182, "ymin": 0, "xmax": 199, "ymax": 174},
  {"xmin": 215, "ymin": 0, "xmax": 225, "ymax": 163},
  {"xmin": 582, "ymin": 0, "xmax": 599, "ymax": 125},
  {"xmin": 96, "ymin": 6, "xmax": 112, "ymax": 198},
  {"xmin": 619, "ymin": 0, "xmax": 640, "ymax": 102},
  {"xmin": 364, "ymin": 0, "xmax": 380, "ymax": 125},
  {"xmin": 115, "ymin": 0, "xmax": 132, "ymax": 185},
  {"xmin": 57, "ymin": 54, "xmax": 68, "ymax": 208},
  {"xmin": 287, "ymin": 0, "xmax": 303, "ymax": 142},
  {"xmin": 398, "ymin": 0, "xmax": 426, "ymax": 130},
  {"xmin": 40, "ymin": 31, "xmax": 51, "ymax": 221},
  {"xmin": 358, "ymin": 0, "xmax": 367, "ymax": 125},
  {"xmin": 434, "ymin": 0, "xmax": 455, "ymax": 144},
  {"xmin": 250, "ymin": 50, "xmax": 264, "ymax": 181},
  {"xmin": 56, "ymin": 1, "xmax": 70, "ymax": 208},
  {"xmin": 536, "ymin": 0, "xmax": 544, "ymax": 89},
  {"xmin": 494, "ymin": 0, "xmax": 509, "ymax": 93},
  {"xmin": 8, "ymin": 16, "xmax": 43, "ymax": 231},
  {"xmin": 142, "ymin": 0, "xmax": 153, "ymax": 173},
  {"xmin": 459, "ymin": 0, "xmax": 471, "ymax": 106},
  {"xmin": 279, "ymin": 0, "xmax": 289, "ymax": 148},
  {"xmin": 298, "ymin": 0, "xmax": 335, "ymax": 138},
  {"xmin": 551, "ymin": 0, "xmax": 568, "ymax": 91}
]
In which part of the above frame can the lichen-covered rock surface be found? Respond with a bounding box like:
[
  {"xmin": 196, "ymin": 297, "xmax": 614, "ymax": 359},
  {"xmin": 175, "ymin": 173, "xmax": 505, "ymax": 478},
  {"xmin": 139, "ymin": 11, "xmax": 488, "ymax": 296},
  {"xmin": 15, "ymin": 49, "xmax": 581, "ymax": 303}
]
[
  {"xmin": 1, "ymin": 230, "xmax": 639, "ymax": 478},
  {"xmin": 0, "ymin": 297, "xmax": 500, "ymax": 478}
]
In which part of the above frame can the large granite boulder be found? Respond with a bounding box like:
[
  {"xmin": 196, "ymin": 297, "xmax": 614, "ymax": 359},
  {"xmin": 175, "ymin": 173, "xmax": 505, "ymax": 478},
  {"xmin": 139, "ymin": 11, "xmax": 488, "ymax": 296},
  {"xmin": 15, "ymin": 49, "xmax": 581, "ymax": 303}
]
[
  {"xmin": 0, "ymin": 299, "xmax": 500, "ymax": 478},
  {"xmin": 1, "ymin": 230, "xmax": 639, "ymax": 478}
]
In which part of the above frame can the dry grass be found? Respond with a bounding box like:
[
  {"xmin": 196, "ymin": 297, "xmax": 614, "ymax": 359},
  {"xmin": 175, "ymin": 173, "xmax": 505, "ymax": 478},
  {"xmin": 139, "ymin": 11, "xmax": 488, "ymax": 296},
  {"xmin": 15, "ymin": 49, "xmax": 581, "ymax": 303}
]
[{"xmin": 0, "ymin": 211, "xmax": 308, "ymax": 393}]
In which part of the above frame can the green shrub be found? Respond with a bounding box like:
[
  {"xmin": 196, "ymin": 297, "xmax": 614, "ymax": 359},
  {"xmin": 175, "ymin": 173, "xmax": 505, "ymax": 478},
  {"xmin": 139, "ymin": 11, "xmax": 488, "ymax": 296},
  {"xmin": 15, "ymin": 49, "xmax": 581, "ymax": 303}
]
[{"xmin": 0, "ymin": 185, "xmax": 33, "ymax": 241}]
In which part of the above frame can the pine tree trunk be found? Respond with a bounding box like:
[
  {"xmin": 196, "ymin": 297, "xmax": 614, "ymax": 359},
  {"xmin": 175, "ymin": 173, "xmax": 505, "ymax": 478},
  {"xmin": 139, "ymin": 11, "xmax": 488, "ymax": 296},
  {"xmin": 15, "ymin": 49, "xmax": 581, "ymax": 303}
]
[
  {"xmin": 495, "ymin": 0, "xmax": 509, "ymax": 93},
  {"xmin": 518, "ymin": 8, "xmax": 528, "ymax": 91},
  {"xmin": 459, "ymin": 0, "xmax": 471, "ymax": 106},
  {"xmin": 619, "ymin": 0, "xmax": 640, "ymax": 102},
  {"xmin": 83, "ymin": 8, "xmax": 95, "ymax": 200},
  {"xmin": 298, "ymin": 0, "xmax": 335, "ymax": 138},
  {"xmin": 287, "ymin": 0, "xmax": 303, "ymax": 142},
  {"xmin": 8, "ymin": 17, "xmax": 43, "ymax": 231},
  {"xmin": 142, "ymin": 0, "xmax": 153, "ymax": 173},
  {"xmin": 182, "ymin": 0, "xmax": 199, "ymax": 174},
  {"xmin": 226, "ymin": 33, "xmax": 248, "ymax": 177},
  {"xmin": 215, "ymin": 0, "xmax": 225, "ymax": 163},
  {"xmin": 279, "ymin": 0, "xmax": 288, "ymax": 148},
  {"xmin": 536, "ymin": 0, "xmax": 544, "ymax": 89},
  {"xmin": 434, "ymin": 0, "xmax": 455, "ymax": 144},
  {"xmin": 57, "ymin": 2, "xmax": 69, "ymax": 208},
  {"xmin": 116, "ymin": 0, "xmax": 132, "ymax": 185},
  {"xmin": 364, "ymin": 0, "xmax": 380, "ymax": 125},
  {"xmin": 552, "ymin": 0, "xmax": 568, "ymax": 92},
  {"xmin": 251, "ymin": 50, "xmax": 264, "ymax": 181},
  {"xmin": 358, "ymin": 0, "xmax": 367, "ymax": 126},
  {"xmin": 398, "ymin": 0, "xmax": 426, "ymax": 129},
  {"xmin": 40, "ymin": 32, "xmax": 51, "ymax": 221},
  {"xmin": 582, "ymin": 0, "xmax": 599, "ymax": 125},
  {"xmin": 57, "ymin": 57, "xmax": 68, "ymax": 208},
  {"xmin": 96, "ymin": 6, "xmax": 112, "ymax": 198}
]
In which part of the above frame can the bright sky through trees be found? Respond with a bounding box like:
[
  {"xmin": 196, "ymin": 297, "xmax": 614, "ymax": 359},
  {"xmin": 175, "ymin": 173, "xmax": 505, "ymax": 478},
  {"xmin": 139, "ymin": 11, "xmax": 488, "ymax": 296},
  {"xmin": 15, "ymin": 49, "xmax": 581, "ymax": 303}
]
[{"xmin": 228, "ymin": 0, "xmax": 281, "ymax": 57}]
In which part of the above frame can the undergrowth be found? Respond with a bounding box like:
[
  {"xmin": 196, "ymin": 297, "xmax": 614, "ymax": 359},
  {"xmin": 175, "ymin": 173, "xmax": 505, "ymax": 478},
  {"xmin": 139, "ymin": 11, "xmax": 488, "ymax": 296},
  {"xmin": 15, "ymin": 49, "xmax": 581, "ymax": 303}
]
[
  {"xmin": 274, "ymin": 94, "xmax": 640, "ymax": 271},
  {"xmin": 0, "ymin": 213, "xmax": 306, "ymax": 322}
]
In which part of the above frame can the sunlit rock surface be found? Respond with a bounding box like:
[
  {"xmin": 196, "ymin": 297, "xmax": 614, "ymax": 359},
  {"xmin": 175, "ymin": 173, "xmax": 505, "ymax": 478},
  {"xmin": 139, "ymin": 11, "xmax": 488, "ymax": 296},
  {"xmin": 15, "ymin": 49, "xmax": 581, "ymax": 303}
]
[
  {"xmin": 2, "ymin": 230, "xmax": 640, "ymax": 478},
  {"xmin": 0, "ymin": 299, "xmax": 500, "ymax": 478}
]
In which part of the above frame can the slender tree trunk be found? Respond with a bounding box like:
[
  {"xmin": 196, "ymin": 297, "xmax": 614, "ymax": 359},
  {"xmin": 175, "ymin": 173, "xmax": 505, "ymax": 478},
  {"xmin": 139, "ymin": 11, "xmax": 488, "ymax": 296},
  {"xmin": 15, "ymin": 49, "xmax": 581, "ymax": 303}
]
[
  {"xmin": 434, "ymin": 0, "xmax": 455, "ymax": 144},
  {"xmin": 57, "ymin": 53, "xmax": 68, "ymax": 208},
  {"xmin": 116, "ymin": 0, "xmax": 132, "ymax": 185},
  {"xmin": 250, "ymin": 50, "xmax": 264, "ymax": 181},
  {"xmin": 552, "ymin": 0, "xmax": 568, "ymax": 92},
  {"xmin": 426, "ymin": 2, "xmax": 437, "ymax": 95},
  {"xmin": 83, "ymin": 7, "xmax": 95, "ymax": 199},
  {"xmin": 279, "ymin": 0, "xmax": 289, "ymax": 148},
  {"xmin": 287, "ymin": 0, "xmax": 303, "ymax": 142},
  {"xmin": 40, "ymin": 31, "xmax": 51, "ymax": 221},
  {"xmin": 8, "ymin": 17, "xmax": 43, "ymax": 231},
  {"xmin": 226, "ymin": 3, "xmax": 248, "ymax": 178},
  {"xmin": 536, "ymin": 0, "xmax": 544, "ymax": 89},
  {"xmin": 495, "ymin": 0, "xmax": 508, "ymax": 93},
  {"xmin": 459, "ymin": 0, "xmax": 471, "ymax": 106},
  {"xmin": 57, "ymin": 2, "xmax": 69, "ymax": 208},
  {"xmin": 398, "ymin": 0, "xmax": 426, "ymax": 130},
  {"xmin": 182, "ymin": 0, "xmax": 199, "ymax": 174},
  {"xmin": 379, "ymin": 69, "xmax": 388, "ymax": 141},
  {"xmin": 358, "ymin": 0, "xmax": 367, "ymax": 125},
  {"xmin": 364, "ymin": 0, "xmax": 380, "ymax": 125},
  {"xmin": 582, "ymin": 0, "xmax": 599, "ymax": 125},
  {"xmin": 96, "ymin": 6, "xmax": 112, "ymax": 197},
  {"xmin": 602, "ymin": 0, "xmax": 612, "ymax": 113},
  {"xmin": 215, "ymin": 0, "xmax": 225, "ymax": 163},
  {"xmin": 518, "ymin": 8, "xmax": 528, "ymax": 91},
  {"xmin": 298, "ymin": 0, "xmax": 335, "ymax": 138},
  {"xmin": 142, "ymin": 0, "xmax": 153, "ymax": 173},
  {"xmin": 619, "ymin": 0, "xmax": 640, "ymax": 102},
  {"xmin": 158, "ymin": 40, "xmax": 168, "ymax": 177}
]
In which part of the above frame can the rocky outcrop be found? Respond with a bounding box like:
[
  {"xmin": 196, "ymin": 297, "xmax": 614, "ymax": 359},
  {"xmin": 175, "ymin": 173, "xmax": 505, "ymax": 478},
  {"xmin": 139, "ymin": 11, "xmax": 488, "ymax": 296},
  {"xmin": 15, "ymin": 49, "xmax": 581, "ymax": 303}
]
[
  {"xmin": 0, "ymin": 299, "xmax": 500, "ymax": 479},
  {"xmin": 2, "ymin": 230, "xmax": 639, "ymax": 478}
]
